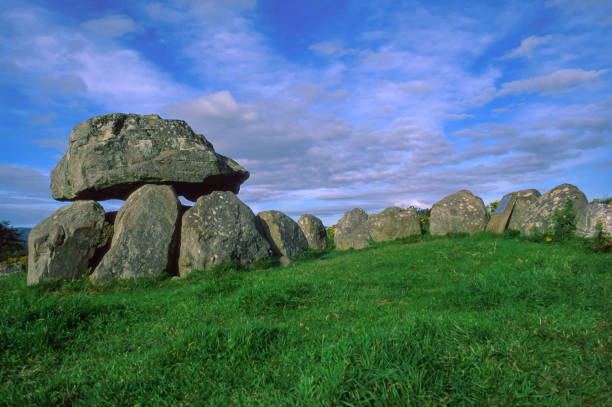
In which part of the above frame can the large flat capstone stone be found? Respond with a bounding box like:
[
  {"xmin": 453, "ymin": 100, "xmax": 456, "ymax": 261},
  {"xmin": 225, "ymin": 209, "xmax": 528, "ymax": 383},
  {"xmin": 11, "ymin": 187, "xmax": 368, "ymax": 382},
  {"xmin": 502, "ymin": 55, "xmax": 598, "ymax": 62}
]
[{"xmin": 51, "ymin": 113, "xmax": 249, "ymax": 201}]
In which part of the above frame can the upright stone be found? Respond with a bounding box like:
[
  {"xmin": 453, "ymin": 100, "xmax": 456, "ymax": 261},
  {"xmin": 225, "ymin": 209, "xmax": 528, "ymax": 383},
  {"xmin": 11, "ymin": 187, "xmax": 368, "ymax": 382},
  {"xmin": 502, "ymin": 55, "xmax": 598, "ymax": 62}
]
[
  {"xmin": 368, "ymin": 207, "xmax": 421, "ymax": 241},
  {"xmin": 27, "ymin": 201, "xmax": 105, "ymax": 285},
  {"xmin": 90, "ymin": 185, "xmax": 180, "ymax": 284},
  {"xmin": 429, "ymin": 190, "xmax": 487, "ymax": 236},
  {"xmin": 258, "ymin": 211, "xmax": 308, "ymax": 257},
  {"xmin": 486, "ymin": 194, "xmax": 517, "ymax": 234},
  {"xmin": 298, "ymin": 214, "xmax": 328, "ymax": 250},
  {"xmin": 520, "ymin": 183, "xmax": 587, "ymax": 237},
  {"xmin": 506, "ymin": 189, "xmax": 541, "ymax": 231},
  {"xmin": 575, "ymin": 202, "xmax": 612, "ymax": 238},
  {"xmin": 51, "ymin": 113, "xmax": 249, "ymax": 202},
  {"xmin": 335, "ymin": 208, "xmax": 371, "ymax": 250},
  {"xmin": 178, "ymin": 191, "xmax": 271, "ymax": 277}
]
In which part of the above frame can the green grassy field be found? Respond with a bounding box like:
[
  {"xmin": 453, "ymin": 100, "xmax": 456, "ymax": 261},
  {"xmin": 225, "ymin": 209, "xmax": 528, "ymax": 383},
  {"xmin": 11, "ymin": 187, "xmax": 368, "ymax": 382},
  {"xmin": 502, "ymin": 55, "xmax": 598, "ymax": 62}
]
[{"xmin": 1, "ymin": 233, "xmax": 610, "ymax": 406}]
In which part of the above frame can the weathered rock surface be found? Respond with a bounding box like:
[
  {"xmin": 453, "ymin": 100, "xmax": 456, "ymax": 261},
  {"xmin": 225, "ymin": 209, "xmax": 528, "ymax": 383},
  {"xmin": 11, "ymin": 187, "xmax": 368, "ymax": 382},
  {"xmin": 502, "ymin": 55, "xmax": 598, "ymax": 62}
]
[
  {"xmin": 368, "ymin": 207, "xmax": 421, "ymax": 242},
  {"xmin": 486, "ymin": 194, "xmax": 516, "ymax": 234},
  {"xmin": 520, "ymin": 183, "xmax": 587, "ymax": 236},
  {"xmin": 429, "ymin": 190, "xmax": 487, "ymax": 236},
  {"xmin": 576, "ymin": 202, "xmax": 612, "ymax": 238},
  {"xmin": 506, "ymin": 189, "xmax": 541, "ymax": 231},
  {"xmin": 258, "ymin": 211, "xmax": 308, "ymax": 258},
  {"xmin": 51, "ymin": 113, "xmax": 249, "ymax": 202},
  {"xmin": 0, "ymin": 263, "xmax": 25, "ymax": 276},
  {"xmin": 90, "ymin": 185, "xmax": 180, "ymax": 284},
  {"xmin": 178, "ymin": 191, "xmax": 271, "ymax": 277},
  {"xmin": 297, "ymin": 214, "xmax": 328, "ymax": 250},
  {"xmin": 335, "ymin": 208, "xmax": 371, "ymax": 251},
  {"xmin": 27, "ymin": 201, "xmax": 105, "ymax": 285}
]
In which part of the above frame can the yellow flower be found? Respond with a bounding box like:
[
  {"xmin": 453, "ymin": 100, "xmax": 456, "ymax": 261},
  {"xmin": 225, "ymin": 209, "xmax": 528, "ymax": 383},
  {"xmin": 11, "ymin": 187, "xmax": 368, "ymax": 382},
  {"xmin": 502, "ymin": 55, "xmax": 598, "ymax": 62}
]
[{"xmin": 545, "ymin": 236, "xmax": 552, "ymax": 242}]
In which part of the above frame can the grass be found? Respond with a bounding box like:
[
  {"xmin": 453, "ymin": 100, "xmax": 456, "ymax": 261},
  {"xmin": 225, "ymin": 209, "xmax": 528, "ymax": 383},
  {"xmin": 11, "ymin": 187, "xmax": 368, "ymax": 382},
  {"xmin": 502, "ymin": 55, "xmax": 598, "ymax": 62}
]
[{"xmin": 0, "ymin": 233, "xmax": 610, "ymax": 406}]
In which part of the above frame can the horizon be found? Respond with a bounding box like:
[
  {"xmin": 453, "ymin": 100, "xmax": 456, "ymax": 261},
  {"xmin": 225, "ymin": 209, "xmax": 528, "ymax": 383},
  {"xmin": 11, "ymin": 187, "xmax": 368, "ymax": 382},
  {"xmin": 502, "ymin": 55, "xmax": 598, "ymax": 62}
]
[{"xmin": 1, "ymin": 0, "xmax": 611, "ymax": 227}]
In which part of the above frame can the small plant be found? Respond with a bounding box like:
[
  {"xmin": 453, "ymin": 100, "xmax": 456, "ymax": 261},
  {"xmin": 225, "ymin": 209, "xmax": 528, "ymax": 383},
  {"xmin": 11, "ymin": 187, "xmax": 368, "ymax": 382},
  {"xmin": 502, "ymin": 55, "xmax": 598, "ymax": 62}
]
[
  {"xmin": 592, "ymin": 221, "xmax": 611, "ymax": 252},
  {"xmin": 486, "ymin": 200, "xmax": 500, "ymax": 219},
  {"xmin": 552, "ymin": 198, "xmax": 576, "ymax": 242},
  {"xmin": 326, "ymin": 225, "xmax": 336, "ymax": 248},
  {"xmin": 416, "ymin": 207, "xmax": 431, "ymax": 235}
]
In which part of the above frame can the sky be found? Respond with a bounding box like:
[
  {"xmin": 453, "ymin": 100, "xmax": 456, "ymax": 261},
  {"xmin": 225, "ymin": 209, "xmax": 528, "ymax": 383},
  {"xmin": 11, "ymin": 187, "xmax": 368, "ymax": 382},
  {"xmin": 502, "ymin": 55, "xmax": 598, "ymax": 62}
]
[{"xmin": 0, "ymin": 0, "xmax": 610, "ymax": 227}]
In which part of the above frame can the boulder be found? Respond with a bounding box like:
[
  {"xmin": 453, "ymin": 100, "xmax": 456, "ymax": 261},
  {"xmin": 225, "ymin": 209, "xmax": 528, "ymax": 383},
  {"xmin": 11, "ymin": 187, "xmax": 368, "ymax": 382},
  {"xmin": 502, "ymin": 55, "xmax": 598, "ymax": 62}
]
[
  {"xmin": 429, "ymin": 190, "xmax": 487, "ymax": 236},
  {"xmin": 50, "ymin": 113, "xmax": 249, "ymax": 202},
  {"xmin": 27, "ymin": 201, "xmax": 105, "ymax": 285},
  {"xmin": 257, "ymin": 210, "xmax": 308, "ymax": 258},
  {"xmin": 178, "ymin": 191, "xmax": 271, "ymax": 277},
  {"xmin": 297, "ymin": 214, "xmax": 328, "ymax": 250},
  {"xmin": 506, "ymin": 189, "xmax": 541, "ymax": 231},
  {"xmin": 335, "ymin": 208, "xmax": 371, "ymax": 250},
  {"xmin": 486, "ymin": 194, "xmax": 517, "ymax": 234},
  {"xmin": 90, "ymin": 185, "xmax": 180, "ymax": 284},
  {"xmin": 368, "ymin": 206, "xmax": 421, "ymax": 241},
  {"xmin": 0, "ymin": 263, "xmax": 25, "ymax": 276},
  {"xmin": 520, "ymin": 183, "xmax": 587, "ymax": 237},
  {"xmin": 576, "ymin": 202, "xmax": 612, "ymax": 238}
]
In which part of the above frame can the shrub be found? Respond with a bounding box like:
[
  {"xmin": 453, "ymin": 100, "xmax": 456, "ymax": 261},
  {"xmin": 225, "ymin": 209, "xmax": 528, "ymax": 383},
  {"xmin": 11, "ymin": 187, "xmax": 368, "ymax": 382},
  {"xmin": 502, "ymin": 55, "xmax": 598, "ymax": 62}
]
[
  {"xmin": 551, "ymin": 198, "xmax": 576, "ymax": 242},
  {"xmin": 0, "ymin": 221, "xmax": 27, "ymax": 262}
]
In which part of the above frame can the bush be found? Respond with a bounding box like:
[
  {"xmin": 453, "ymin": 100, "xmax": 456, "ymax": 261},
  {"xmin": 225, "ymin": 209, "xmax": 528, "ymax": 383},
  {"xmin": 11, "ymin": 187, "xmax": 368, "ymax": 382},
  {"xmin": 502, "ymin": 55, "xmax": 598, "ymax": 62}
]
[
  {"xmin": 551, "ymin": 198, "xmax": 576, "ymax": 242},
  {"xmin": 0, "ymin": 221, "xmax": 27, "ymax": 263}
]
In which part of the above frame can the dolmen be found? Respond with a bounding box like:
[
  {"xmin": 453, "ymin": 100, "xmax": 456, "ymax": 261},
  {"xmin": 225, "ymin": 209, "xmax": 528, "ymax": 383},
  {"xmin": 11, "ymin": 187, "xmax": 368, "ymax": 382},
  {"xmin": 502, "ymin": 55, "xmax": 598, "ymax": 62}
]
[{"xmin": 27, "ymin": 113, "xmax": 321, "ymax": 285}]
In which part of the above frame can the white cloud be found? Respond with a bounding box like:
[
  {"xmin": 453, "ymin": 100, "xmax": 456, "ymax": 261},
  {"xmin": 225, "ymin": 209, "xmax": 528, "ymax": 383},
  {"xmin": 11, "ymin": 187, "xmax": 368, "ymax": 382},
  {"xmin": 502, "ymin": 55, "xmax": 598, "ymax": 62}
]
[
  {"xmin": 499, "ymin": 69, "xmax": 607, "ymax": 95},
  {"xmin": 80, "ymin": 15, "xmax": 137, "ymax": 38},
  {"xmin": 502, "ymin": 35, "xmax": 552, "ymax": 59}
]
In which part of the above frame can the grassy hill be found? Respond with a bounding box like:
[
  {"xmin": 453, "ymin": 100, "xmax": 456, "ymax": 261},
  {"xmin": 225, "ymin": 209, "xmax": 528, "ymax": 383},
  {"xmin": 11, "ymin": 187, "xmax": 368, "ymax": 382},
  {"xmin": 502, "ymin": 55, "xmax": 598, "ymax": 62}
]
[{"xmin": 1, "ymin": 233, "xmax": 610, "ymax": 406}]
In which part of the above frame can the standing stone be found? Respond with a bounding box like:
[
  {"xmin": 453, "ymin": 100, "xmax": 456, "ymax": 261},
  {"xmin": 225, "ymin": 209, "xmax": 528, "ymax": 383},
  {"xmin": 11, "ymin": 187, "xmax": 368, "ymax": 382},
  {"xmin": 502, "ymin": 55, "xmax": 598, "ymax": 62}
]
[
  {"xmin": 90, "ymin": 185, "xmax": 180, "ymax": 284},
  {"xmin": 258, "ymin": 211, "xmax": 308, "ymax": 258},
  {"xmin": 178, "ymin": 191, "xmax": 271, "ymax": 277},
  {"xmin": 429, "ymin": 190, "xmax": 487, "ymax": 236},
  {"xmin": 298, "ymin": 214, "xmax": 328, "ymax": 250},
  {"xmin": 520, "ymin": 184, "xmax": 587, "ymax": 237},
  {"xmin": 51, "ymin": 113, "xmax": 249, "ymax": 202},
  {"xmin": 506, "ymin": 189, "xmax": 541, "ymax": 231},
  {"xmin": 0, "ymin": 263, "xmax": 25, "ymax": 276},
  {"xmin": 576, "ymin": 202, "xmax": 612, "ymax": 238},
  {"xmin": 486, "ymin": 194, "xmax": 516, "ymax": 234},
  {"xmin": 27, "ymin": 201, "xmax": 105, "ymax": 285},
  {"xmin": 335, "ymin": 208, "xmax": 371, "ymax": 251},
  {"xmin": 368, "ymin": 207, "xmax": 421, "ymax": 241}
]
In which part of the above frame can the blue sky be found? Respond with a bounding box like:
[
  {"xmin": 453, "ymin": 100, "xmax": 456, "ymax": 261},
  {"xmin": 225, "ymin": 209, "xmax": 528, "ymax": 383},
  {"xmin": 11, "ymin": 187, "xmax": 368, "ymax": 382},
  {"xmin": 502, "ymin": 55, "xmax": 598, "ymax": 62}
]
[{"xmin": 1, "ymin": 0, "xmax": 610, "ymax": 227}]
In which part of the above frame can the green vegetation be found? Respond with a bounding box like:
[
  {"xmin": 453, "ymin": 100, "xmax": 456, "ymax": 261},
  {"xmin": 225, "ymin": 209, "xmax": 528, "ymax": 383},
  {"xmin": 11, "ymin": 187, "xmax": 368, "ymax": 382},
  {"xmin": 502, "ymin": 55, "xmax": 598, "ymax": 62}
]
[
  {"xmin": 1, "ymin": 232, "xmax": 609, "ymax": 406},
  {"xmin": 0, "ymin": 221, "xmax": 27, "ymax": 263}
]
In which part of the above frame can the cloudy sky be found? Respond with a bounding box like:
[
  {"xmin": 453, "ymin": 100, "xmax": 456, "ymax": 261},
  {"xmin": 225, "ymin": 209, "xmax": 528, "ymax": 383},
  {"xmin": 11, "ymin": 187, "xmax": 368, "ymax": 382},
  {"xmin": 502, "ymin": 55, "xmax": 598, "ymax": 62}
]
[{"xmin": 1, "ymin": 0, "xmax": 610, "ymax": 227}]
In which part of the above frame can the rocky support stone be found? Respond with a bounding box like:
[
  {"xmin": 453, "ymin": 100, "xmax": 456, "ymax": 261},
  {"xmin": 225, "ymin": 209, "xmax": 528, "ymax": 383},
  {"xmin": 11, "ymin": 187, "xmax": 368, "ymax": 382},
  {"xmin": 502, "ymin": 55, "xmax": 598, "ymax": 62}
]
[
  {"xmin": 576, "ymin": 202, "xmax": 612, "ymax": 238},
  {"xmin": 178, "ymin": 191, "xmax": 271, "ymax": 277},
  {"xmin": 297, "ymin": 214, "xmax": 328, "ymax": 250},
  {"xmin": 90, "ymin": 185, "xmax": 180, "ymax": 284},
  {"xmin": 27, "ymin": 201, "xmax": 105, "ymax": 285},
  {"xmin": 335, "ymin": 208, "xmax": 371, "ymax": 251},
  {"xmin": 51, "ymin": 113, "xmax": 249, "ymax": 202},
  {"xmin": 486, "ymin": 194, "xmax": 516, "ymax": 234},
  {"xmin": 0, "ymin": 263, "xmax": 25, "ymax": 276},
  {"xmin": 429, "ymin": 190, "xmax": 487, "ymax": 236},
  {"xmin": 258, "ymin": 210, "xmax": 308, "ymax": 258},
  {"xmin": 520, "ymin": 183, "xmax": 587, "ymax": 237},
  {"xmin": 368, "ymin": 206, "xmax": 421, "ymax": 242},
  {"xmin": 506, "ymin": 189, "xmax": 541, "ymax": 231}
]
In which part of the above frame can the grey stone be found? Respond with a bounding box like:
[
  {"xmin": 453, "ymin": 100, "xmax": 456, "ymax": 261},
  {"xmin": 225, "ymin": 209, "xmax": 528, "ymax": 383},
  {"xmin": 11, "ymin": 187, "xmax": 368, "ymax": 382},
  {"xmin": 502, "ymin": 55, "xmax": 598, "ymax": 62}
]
[
  {"xmin": 576, "ymin": 202, "xmax": 612, "ymax": 238},
  {"xmin": 27, "ymin": 201, "xmax": 105, "ymax": 285},
  {"xmin": 297, "ymin": 214, "xmax": 328, "ymax": 250},
  {"xmin": 486, "ymin": 194, "xmax": 516, "ymax": 234},
  {"xmin": 520, "ymin": 183, "xmax": 587, "ymax": 237},
  {"xmin": 335, "ymin": 208, "xmax": 371, "ymax": 251},
  {"xmin": 368, "ymin": 206, "xmax": 421, "ymax": 242},
  {"xmin": 51, "ymin": 113, "xmax": 249, "ymax": 202},
  {"xmin": 258, "ymin": 210, "xmax": 308, "ymax": 258},
  {"xmin": 0, "ymin": 262, "xmax": 25, "ymax": 276},
  {"xmin": 178, "ymin": 191, "xmax": 271, "ymax": 277},
  {"xmin": 429, "ymin": 190, "xmax": 487, "ymax": 236},
  {"xmin": 90, "ymin": 185, "xmax": 180, "ymax": 284},
  {"xmin": 506, "ymin": 189, "xmax": 541, "ymax": 231},
  {"xmin": 279, "ymin": 256, "xmax": 292, "ymax": 267}
]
